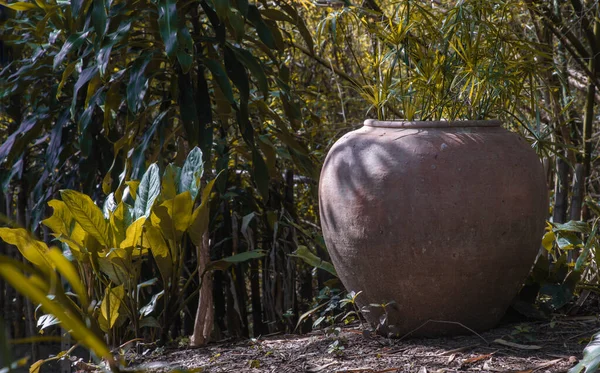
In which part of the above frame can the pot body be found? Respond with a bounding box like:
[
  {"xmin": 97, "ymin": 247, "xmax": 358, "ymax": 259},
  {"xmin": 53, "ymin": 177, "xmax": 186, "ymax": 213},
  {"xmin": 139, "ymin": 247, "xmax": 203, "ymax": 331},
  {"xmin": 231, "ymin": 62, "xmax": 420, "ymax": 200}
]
[{"xmin": 319, "ymin": 120, "xmax": 547, "ymax": 337}]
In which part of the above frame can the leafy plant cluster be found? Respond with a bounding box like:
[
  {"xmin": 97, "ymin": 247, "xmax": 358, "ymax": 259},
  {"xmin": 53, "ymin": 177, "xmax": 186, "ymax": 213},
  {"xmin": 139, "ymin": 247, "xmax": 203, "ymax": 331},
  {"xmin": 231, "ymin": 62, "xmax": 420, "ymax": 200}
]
[{"xmin": 0, "ymin": 147, "xmax": 265, "ymax": 370}]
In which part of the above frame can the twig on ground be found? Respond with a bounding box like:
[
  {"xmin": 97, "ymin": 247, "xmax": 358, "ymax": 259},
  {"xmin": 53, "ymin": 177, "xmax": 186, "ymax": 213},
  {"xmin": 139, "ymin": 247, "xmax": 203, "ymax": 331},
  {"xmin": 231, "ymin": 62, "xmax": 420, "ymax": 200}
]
[{"xmin": 397, "ymin": 320, "xmax": 489, "ymax": 345}]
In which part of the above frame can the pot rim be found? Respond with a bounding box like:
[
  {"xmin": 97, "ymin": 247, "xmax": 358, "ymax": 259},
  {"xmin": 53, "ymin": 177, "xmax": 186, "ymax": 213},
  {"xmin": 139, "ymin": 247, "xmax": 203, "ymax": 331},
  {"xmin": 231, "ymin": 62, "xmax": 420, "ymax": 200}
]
[{"xmin": 364, "ymin": 119, "xmax": 502, "ymax": 128}]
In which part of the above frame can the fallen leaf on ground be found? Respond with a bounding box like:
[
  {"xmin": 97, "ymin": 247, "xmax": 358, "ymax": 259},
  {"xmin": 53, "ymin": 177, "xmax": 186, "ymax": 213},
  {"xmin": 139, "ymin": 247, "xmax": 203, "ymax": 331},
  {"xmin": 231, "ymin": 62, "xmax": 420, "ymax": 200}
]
[
  {"xmin": 464, "ymin": 353, "xmax": 493, "ymax": 364},
  {"xmin": 493, "ymin": 339, "xmax": 542, "ymax": 350}
]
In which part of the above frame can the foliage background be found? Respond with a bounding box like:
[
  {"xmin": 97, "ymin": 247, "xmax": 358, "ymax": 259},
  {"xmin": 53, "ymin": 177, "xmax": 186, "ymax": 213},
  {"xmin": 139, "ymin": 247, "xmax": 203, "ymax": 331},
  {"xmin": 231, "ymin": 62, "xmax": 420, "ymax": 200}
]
[{"xmin": 2, "ymin": 0, "xmax": 600, "ymax": 370}]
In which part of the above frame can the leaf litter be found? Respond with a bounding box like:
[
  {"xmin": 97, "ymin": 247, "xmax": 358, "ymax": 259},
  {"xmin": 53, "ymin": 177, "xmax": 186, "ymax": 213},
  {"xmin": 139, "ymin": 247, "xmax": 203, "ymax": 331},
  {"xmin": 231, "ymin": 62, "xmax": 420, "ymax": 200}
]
[{"xmin": 123, "ymin": 316, "xmax": 599, "ymax": 373}]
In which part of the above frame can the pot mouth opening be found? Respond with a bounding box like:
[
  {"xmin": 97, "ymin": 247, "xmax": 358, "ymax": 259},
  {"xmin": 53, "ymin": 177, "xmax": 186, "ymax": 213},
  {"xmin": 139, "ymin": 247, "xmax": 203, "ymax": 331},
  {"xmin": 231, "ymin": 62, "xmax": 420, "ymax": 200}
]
[{"xmin": 364, "ymin": 119, "xmax": 502, "ymax": 129}]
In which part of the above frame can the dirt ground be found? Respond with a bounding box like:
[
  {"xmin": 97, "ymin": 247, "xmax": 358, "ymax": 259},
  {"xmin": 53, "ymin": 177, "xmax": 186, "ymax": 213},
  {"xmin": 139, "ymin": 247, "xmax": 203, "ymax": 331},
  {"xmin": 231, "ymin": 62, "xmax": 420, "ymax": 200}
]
[{"xmin": 123, "ymin": 315, "xmax": 599, "ymax": 373}]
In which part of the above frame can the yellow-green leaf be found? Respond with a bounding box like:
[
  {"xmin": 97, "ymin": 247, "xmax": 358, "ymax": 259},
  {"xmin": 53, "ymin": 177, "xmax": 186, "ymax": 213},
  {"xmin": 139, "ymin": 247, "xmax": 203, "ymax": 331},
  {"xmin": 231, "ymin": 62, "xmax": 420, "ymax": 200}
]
[
  {"xmin": 120, "ymin": 217, "xmax": 147, "ymax": 249},
  {"xmin": 0, "ymin": 1, "xmax": 38, "ymax": 10},
  {"xmin": 188, "ymin": 179, "xmax": 216, "ymax": 246},
  {"xmin": 542, "ymin": 230, "xmax": 555, "ymax": 252},
  {"xmin": 29, "ymin": 359, "xmax": 43, "ymax": 373},
  {"xmin": 144, "ymin": 224, "xmax": 172, "ymax": 283},
  {"xmin": 0, "ymin": 257, "xmax": 111, "ymax": 359},
  {"xmin": 126, "ymin": 180, "xmax": 140, "ymax": 199},
  {"xmin": 110, "ymin": 202, "xmax": 128, "ymax": 247},
  {"xmin": 61, "ymin": 190, "xmax": 109, "ymax": 247},
  {"xmin": 100, "ymin": 284, "xmax": 125, "ymax": 329},
  {"xmin": 0, "ymin": 228, "xmax": 50, "ymax": 270},
  {"xmin": 42, "ymin": 200, "xmax": 73, "ymax": 239}
]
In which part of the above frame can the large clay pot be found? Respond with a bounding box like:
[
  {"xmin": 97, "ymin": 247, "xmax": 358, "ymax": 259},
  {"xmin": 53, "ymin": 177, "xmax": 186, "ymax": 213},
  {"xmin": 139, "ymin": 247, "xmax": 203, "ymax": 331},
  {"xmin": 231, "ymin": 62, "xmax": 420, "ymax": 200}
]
[{"xmin": 319, "ymin": 120, "xmax": 547, "ymax": 337}]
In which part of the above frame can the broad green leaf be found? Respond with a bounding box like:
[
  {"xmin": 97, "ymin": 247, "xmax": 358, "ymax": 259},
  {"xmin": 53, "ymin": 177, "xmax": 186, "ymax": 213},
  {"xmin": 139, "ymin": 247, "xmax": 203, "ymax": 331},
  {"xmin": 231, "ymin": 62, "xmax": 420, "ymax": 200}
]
[
  {"xmin": 100, "ymin": 284, "xmax": 125, "ymax": 329},
  {"xmin": 0, "ymin": 257, "xmax": 111, "ymax": 359},
  {"xmin": 570, "ymin": 332, "xmax": 600, "ymax": 373},
  {"xmin": 0, "ymin": 228, "xmax": 50, "ymax": 270},
  {"xmin": 53, "ymin": 31, "xmax": 90, "ymax": 69},
  {"xmin": 169, "ymin": 192, "xmax": 193, "ymax": 232},
  {"xmin": 156, "ymin": 0, "xmax": 179, "ymax": 58},
  {"xmin": 97, "ymin": 250, "xmax": 130, "ymax": 285},
  {"xmin": 61, "ymin": 190, "xmax": 109, "ymax": 247},
  {"xmin": 46, "ymin": 248, "xmax": 89, "ymax": 307},
  {"xmin": 188, "ymin": 179, "xmax": 216, "ymax": 246},
  {"xmin": 208, "ymin": 250, "xmax": 266, "ymax": 271},
  {"xmin": 102, "ymin": 193, "xmax": 117, "ymax": 219},
  {"xmin": 120, "ymin": 217, "xmax": 147, "ymax": 249},
  {"xmin": 179, "ymin": 147, "xmax": 203, "ymax": 200},
  {"xmin": 553, "ymin": 220, "xmax": 590, "ymax": 234},
  {"xmin": 144, "ymin": 225, "xmax": 172, "ymax": 284},
  {"xmin": 0, "ymin": 1, "xmax": 37, "ymax": 10},
  {"xmin": 151, "ymin": 192, "xmax": 192, "ymax": 241},
  {"xmin": 110, "ymin": 202, "xmax": 131, "ymax": 247},
  {"xmin": 127, "ymin": 53, "xmax": 153, "ymax": 114},
  {"xmin": 290, "ymin": 245, "xmax": 337, "ymax": 277},
  {"xmin": 134, "ymin": 163, "xmax": 161, "ymax": 219},
  {"xmin": 162, "ymin": 164, "xmax": 181, "ymax": 200}
]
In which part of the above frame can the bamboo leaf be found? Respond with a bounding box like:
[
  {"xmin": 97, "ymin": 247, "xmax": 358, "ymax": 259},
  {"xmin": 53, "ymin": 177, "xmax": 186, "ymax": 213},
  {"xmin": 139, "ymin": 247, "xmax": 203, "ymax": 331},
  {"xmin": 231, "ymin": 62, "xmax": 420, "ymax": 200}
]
[
  {"xmin": 0, "ymin": 1, "xmax": 37, "ymax": 11},
  {"xmin": 53, "ymin": 31, "xmax": 90, "ymax": 69},
  {"xmin": 156, "ymin": 0, "xmax": 179, "ymax": 58},
  {"xmin": 92, "ymin": 0, "xmax": 108, "ymax": 41},
  {"xmin": 127, "ymin": 53, "xmax": 153, "ymax": 114}
]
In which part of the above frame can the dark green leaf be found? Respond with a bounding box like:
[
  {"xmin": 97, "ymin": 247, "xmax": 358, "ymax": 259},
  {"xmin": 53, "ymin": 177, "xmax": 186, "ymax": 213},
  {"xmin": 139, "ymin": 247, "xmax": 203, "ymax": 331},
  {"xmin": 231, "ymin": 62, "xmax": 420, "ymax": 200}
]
[
  {"xmin": 97, "ymin": 19, "xmax": 132, "ymax": 76},
  {"xmin": 92, "ymin": 0, "xmax": 108, "ymax": 42},
  {"xmin": 231, "ymin": 46, "xmax": 268, "ymax": 98},
  {"xmin": 204, "ymin": 59, "xmax": 235, "ymax": 105},
  {"xmin": 247, "ymin": 5, "xmax": 275, "ymax": 49},
  {"xmin": 156, "ymin": 0, "xmax": 179, "ymax": 58},
  {"xmin": 178, "ymin": 70, "xmax": 200, "ymax": 145},
  {"xmin": 252, "ymin": 148, "xmax": 269, "ymax": 200},
  {"xmin": 213, "ymin": 0, "xmax": 229, "ymax": 20},
  {"xmin": 176, "ymin": 25, "xmax": 193, "ymax": 73},
  {"xmin": 127, "ymin": 53, "xmax": 153, "ymax": 114},
  {"xmin": 208, "ymin": 250, "xmax": 266, "ymax": 271},
  {"xmin": 53, "ymin": 31, "xmax": 90, "ymax": 69}
]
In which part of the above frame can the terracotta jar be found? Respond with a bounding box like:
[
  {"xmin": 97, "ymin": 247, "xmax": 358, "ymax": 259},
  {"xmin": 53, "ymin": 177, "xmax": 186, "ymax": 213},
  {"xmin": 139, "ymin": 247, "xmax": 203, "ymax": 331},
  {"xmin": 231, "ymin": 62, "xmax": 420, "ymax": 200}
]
[{"xmin": 319, "ymin": 120, "xmax": 547, "ymax": 337}]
